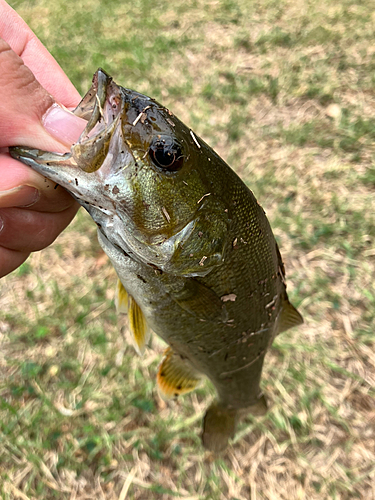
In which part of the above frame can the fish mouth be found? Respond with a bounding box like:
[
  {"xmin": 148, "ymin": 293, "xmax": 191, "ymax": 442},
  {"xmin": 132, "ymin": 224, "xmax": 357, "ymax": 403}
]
[{"xmin": 9, "ymin": 68, "xmax": 128, "ymax": 199}]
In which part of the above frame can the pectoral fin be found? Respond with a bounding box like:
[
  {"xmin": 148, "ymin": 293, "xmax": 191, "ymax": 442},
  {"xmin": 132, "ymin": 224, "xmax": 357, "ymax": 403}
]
[
  {"xmin": 171, "ymin": 278, "xmax": 228, "ymax": 323},
  {"xmin": 157, "ymin": 347, "xmax": 201, "ymax": 399},
  {"xmin": 164, "ymin": 198, "xmax": 230, "ymax": 277}
]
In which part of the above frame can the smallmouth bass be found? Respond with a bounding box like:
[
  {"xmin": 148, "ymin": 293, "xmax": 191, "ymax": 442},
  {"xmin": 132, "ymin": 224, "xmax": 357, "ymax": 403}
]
[{"xmin": 10, "ymin": 69, "xmax": 303, "ymax": 452}]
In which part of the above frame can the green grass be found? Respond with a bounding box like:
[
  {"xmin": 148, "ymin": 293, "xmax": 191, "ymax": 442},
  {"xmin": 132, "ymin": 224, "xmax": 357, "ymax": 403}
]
[{"xmin": 1, "ymin": 0, "xmax": 375, "ymax": 498}]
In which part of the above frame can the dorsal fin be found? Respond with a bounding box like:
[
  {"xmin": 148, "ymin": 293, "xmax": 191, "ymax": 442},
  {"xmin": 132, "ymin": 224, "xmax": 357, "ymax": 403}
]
[
  {"xmin": 278, "ymin": 299, "xmax": 303, "ymax": 334},
  {"xmin": 157, "ymin": 347, "xmax": 201, "ymax": 400}
]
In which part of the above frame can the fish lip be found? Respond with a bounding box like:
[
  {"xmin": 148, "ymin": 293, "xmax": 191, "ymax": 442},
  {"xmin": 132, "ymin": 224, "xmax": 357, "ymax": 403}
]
[
  {"xmin": 72, "ymin": 69, "xmax": 125, "ymax": 162},
  {"xmin": 9, "ymin": 69, "xmax": 128, "ymax": 197},
  {"xmin": 8, "ymin": 146, "xmax": 98, "ymax": 209},
  {"xmin": 9, "ymin": 148, "xmax": 80, "ymax": 184},
  {"xmin": 9, "ymin": 68, "xmax": 154, "ymax": 186},
  {"xmin": 80, "ymin": 68, "xmax": 114, "ymax": 135}
]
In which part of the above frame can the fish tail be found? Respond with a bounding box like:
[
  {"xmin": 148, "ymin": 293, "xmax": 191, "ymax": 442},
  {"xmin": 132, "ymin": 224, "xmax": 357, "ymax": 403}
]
[
  {"xmin": 202, "ymin": 395, "xmax": 268, "ymax": 452},
  {"xmin": 202, "ymin": 403, "xmax": 238, "ymax": 453}
]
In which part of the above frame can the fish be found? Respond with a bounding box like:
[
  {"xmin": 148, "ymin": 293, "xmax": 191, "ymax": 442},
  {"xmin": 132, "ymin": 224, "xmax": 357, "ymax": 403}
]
[{"xmin": 10, "ymin": 68, "xmax": 303, "ymax": 452}]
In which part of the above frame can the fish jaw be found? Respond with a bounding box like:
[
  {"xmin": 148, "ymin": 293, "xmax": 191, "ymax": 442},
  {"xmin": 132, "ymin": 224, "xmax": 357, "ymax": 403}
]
[
  {"xmin": 8, "ymin": 147, "xmax": 101, "ymax": 210},
  {"xmin": 10, "ymin": 69, "xmax": 134, "ymax": 211}
]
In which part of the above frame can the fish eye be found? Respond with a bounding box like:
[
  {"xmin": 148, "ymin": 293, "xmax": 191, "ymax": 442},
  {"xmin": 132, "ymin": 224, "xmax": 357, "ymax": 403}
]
[{"xmin": 149, "ymin": 135, "xmax": 183, "ymax": 171}]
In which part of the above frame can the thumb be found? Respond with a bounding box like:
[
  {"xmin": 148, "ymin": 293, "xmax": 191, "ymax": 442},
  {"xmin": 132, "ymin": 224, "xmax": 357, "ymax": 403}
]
[{"xmin": 0, "ymin": 37, "xmax": 85, "ymax": 151}]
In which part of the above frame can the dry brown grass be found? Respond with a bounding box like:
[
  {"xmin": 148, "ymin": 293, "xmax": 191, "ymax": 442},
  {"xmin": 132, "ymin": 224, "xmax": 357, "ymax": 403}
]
[{"xmin": 1, "ymin": 0, "xmax": 374, "ymax": 498}]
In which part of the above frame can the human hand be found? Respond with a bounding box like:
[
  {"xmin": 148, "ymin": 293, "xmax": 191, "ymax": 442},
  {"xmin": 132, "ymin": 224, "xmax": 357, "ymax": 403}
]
[{"xmin": 0, "ymin": 0, "xmax": 87, "ymax": 277}]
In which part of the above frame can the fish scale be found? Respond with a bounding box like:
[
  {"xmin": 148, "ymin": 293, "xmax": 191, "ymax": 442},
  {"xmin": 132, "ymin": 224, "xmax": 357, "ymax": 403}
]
[{"xmin": 10, "ymin": 68, "xmax": 303, "ymax": 453}]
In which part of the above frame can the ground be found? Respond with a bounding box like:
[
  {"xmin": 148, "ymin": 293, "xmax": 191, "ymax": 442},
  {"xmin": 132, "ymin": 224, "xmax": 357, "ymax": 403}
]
[{"xmin": 1, "ymin": 0, "xmax": 374, "ymax": 498}]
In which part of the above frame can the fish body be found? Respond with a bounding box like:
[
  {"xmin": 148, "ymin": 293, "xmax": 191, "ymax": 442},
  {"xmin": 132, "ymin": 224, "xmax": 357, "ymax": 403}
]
[{"xmin": 10, "ymin": 69, "xmax": 302, "ymax": 452}]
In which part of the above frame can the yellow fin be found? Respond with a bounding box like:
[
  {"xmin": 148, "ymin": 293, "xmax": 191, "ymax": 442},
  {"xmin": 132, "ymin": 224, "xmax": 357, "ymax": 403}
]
[
  {"xmin": 128, "ymin": 295, "xmax": 150, "ymax": 356},
  {"xmin": 157, "ymin": 347, "xmax": 201, "ymax": 400},
  {"xmin": 115, "ymin": 278, "xmax": 128, "ymax": 314},
  {"xmin": 277, "ymin": 299, "xmax": 303, "ymax": 334},
  {"xmin": 115, "ymin": 280, "xmax": 149, "ymax": 355}
]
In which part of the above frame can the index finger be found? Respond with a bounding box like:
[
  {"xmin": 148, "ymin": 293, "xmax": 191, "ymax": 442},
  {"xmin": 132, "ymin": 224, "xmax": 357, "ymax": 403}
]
[{"xmin": 0, "ymin": 0, "xmax": 80, "ymax": 107}]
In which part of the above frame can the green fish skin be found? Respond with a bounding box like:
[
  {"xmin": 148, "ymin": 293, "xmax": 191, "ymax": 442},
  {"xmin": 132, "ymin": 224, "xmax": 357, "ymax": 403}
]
[{"xmin": 10, "ymin": 69, "xmax": 303, "ymax": 453}]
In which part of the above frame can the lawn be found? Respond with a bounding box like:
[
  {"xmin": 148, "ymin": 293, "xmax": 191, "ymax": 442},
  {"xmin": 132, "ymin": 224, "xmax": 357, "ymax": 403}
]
[{"xmin": 1, "ymin": 0, "xmax": 374, "ymax": 498}]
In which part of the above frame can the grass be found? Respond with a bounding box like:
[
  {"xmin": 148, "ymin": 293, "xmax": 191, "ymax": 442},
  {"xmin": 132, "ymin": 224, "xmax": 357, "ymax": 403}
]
[{"xmin": 1, "ymin": 0, "xmax": 375, "ymax": 498}]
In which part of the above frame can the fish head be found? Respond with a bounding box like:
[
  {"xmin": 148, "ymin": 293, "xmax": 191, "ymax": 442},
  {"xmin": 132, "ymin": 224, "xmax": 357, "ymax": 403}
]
[{"xmin": 10, "ymin": 69, "xmax": 229, "ymax": 276}]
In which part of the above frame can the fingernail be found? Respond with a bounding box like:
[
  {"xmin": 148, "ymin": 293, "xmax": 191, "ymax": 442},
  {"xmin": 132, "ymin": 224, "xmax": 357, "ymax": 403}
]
[
  {"xmin": 0, "ymin": 186, "xmax": 40, "ymax": 208},
  {"xmin": 43, "ymin": 104, "xmax": 87, "ymax": 146},
  {"xmin": 0, "ymin": 215, "xmax": 3, "ymax": 234}
]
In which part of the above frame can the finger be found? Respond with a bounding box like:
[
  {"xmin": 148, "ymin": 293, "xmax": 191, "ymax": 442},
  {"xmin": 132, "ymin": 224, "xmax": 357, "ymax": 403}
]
[
  {"xmin": 0, "ymin": 154, "xmax": 77, "ymax": 213},
  {"xmin": 0, "ymin": 246, "xmax": 29, "ymax": 278},
  {"xmin": 0, "ymin": 38, "xmax": 86, "ymax": 150},
  {"xmin": 0, "ymin": 0, "xmax": 80, "ymax": 107},
  {"xmin": 0, "ymin": 205, "xmax": 78, "ymax": 253}
]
